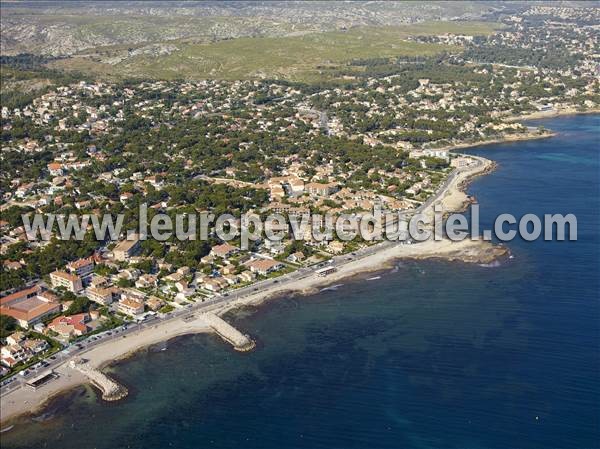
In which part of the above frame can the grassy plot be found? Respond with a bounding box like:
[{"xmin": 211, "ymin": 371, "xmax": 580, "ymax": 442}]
[{"xmin": 131, "ymin": 27, "xmax": 457, "ymax": 80}]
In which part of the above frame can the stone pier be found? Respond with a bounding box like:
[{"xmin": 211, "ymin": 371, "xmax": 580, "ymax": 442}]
[
  {"xmin": 69, "ymin": 359, "xmax": 128, "ymax": 401},
  {"xmin": 201, "ymin": 312, "xmax": 255, "ymax": 351}
]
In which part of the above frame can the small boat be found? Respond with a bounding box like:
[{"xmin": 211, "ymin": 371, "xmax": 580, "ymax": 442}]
[
  {"xmin": 0, "ymin": 426, "xmax": 14, "ymax": 433},
  {"xmin": 366, "ymin": 276, "xmax": 381, "ymax": 281}
]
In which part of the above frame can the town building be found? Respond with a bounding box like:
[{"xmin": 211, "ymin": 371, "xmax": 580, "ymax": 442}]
[
  {"xmin": 86, "ymin": 286, "xmax": 118, "ymax": 305},
  {"xmin": 117, "ymin": 297, "xmax": 145, "ymax": 317},
  {"xmin": 0, "ymin": 285, "xmax": 61, "ymax": 328},
  {"xmin": 113, "ymin": 234, "xmax": 141, "ymax": 261},
  {"xmin": 50, "ymin": 270, "xmax": 84, "ymax": 293},
  {"xmin": 67, "ymin": 256, "xmax": 95, "ymax": 281}
]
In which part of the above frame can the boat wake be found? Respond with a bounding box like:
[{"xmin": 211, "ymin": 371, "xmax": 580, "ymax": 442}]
[
  {"xmin": 320, "ymin": 284, "xmax": 343, "ymax": 292},
  {"xmin": 479, "ymin": 260, "xmax": 502, "ymax": 268},
  {"xmin": 390, "ymin": 262, "xmax": 404, "ymax": 273}
]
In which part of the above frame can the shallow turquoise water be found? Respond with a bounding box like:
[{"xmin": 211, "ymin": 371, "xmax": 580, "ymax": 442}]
[{"xmin": 2, "ymin": 115, "xmax": 598, "ymax": 449}]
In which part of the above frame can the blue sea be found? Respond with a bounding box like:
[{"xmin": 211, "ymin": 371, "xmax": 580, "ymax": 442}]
[{"xmin": 2, "ymin": 115, "xmax": 599, "ymax": 449}]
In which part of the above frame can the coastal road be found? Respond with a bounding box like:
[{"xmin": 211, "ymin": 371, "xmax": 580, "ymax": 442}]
[{"xmin": 0, "ymin": 154, "xmax": 486, "ymax": 399}]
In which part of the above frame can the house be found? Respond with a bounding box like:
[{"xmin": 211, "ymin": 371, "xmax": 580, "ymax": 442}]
[
  {"xmin": 176, "ymin": 266, "xmax": 191, "ymax": 276},
  {"xmin": 113, "ymin": 234, "xmax": 141, "ymax": 261},
  {"xmin": 21, "ymin": 338, "xmax": 49, "ymax": 354},
  {"xmin": 120, "ymin": 288, "xmax": 147, "ymax": 303},
  {"xmin": 1, "ymin": 345, "xmax": 27, "ymax": 367},
  {"xmin": 210, "ymin": 243, "xmax": 239, "ymax": 259},
  {"xmin": 266, "ymin": 203, "xmax": 310, "ymax": 217},
  {"xmin": 246, "ymin": 259, "xmax": 284, "ymax": 276},
  {"xmin": 74, "ymin": 199, "xmax": 92, "ymax": 210},
  {"xmin": 406, "ymin": 184, "xmax": 421, "ymax": 196},
  {"xmin": 221, "ymin": 264, "xmax": 237, "ymax": 275},
  {"xmin": 90, "ymin": 275, "xmax": 109, "ymax": 289},
  {"xmin": 223, "ymin": 274, "xmax": 239, "ymax": 285},
  {"xmin": 287, "ymin": 251, "xmax": 306, "ymax": 263},
  {"xmin": 135, "ymin": 274, "xmax": 158, "ymax": 289},
  {"xmin": 157, "ymin": 260, "xmax": 173, "ymax": 272},
  {"xmin": 0, "ymin": 333, "xmax": 47, "ymax": 366},
  {"xmin": 288, "ymin": 177, "xmax": 305, "ymax": 194},
  {"xmin": 175, "ymin": 280, "xmax": 194, "ymax": 297},
  {"xmin": 118, "ymin": 268, "xmax": 141, "ymax": 281},
  {"xmin": 238, "ymin": 271, "xmax": 256, "ymax": 283},
  {"xmin": 164, "ymin": 271, "xmax": 185, "ymax": 283},
  {"xmin": 50, "ymin": 270, "xmax": 84, "ymax": 293},
  {"xmin": 119, "ymin": 192, "xmax": 134, "ymax": 203},
  {"xmin": 146, "ymin": 296, "xmax": 164, "ymax": 311},
  {"xmin": 264, "ymin": 238, "xmax": 285, "ymax": 255},
  {"xmin": 409, "ymin": 150, "xmax": 426, "ymax": 159},
  {"xmin": 0, "ymin": 285, "xmax": 61, "ymax": 328},
  {"xmin": 5, "ymin": 332, "xmax": 25, "ymax": 346},
  {"xmin": 200, "ymin": 255, "xmax": 215, "ymax": 265},
  {"xmin": 15, "ymin": 182, "xmax": 34, "ymax": 198},
  {"xmin": 48, "ymin": 313, "xmax": 90, "ymax": 339},
  {"xmin": 306, "ymin": 182, "xmax": 338, "ymax": 197},
  {"xmin": 270, "ymin": 184, "xmax": 285, "ymax": 200},
  {"xmin": 451, "ymin": 157, "xmax": 472, "ymax": 168},
  {"xmin": 203, "ymin": 277, "xmax": 228, "ymax": 292},
  {"xmin": 48, "ymin": 162, "xmax": 63, "ymax": 176},
  {"xmin": 3, "ymin": 260, "xmax": 22, "ymax": 270},
  {"xmin": 327, "ymin": 241, "xmax": 345, "ymax": 254},
  {"xmin": 423, "ymin": 149, "xmax": 449, "ymax": 160}
]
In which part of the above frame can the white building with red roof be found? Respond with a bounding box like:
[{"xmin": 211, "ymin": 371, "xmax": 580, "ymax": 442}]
[{"xmin": 47, "ymin": 313, "xmax": 90, "ymax": 339}]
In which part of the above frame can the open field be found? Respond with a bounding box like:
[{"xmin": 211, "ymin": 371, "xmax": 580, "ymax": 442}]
[{"xmin": 48, "ymin": 21, "xmax": 502, "ymax": 82}]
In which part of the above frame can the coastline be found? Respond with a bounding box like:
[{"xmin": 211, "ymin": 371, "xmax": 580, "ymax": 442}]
[
  {"xmin": 0, "ymin": 125, "xmax": 552, "ymax": 427},
  {"xmin": 503, "ymin": 107, "xmax": 600, "ymax": 122},
  {"xmin": 433, "ymin": 129, "xmax": 556, "ymax": 154}
]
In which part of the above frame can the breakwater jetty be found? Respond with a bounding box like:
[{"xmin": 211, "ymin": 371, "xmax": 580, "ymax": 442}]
[
  {"xmin": 69, "ymin": 359, "xmax": 128, "ymax": 401},
  {"xmin": 201, "ymin": 312, "xmax": 256, "ymax": 351}
]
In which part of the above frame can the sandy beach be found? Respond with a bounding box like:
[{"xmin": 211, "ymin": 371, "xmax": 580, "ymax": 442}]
[
  {"xmin": 0, "ymin": 146, "xmax": 505, "ymax": 426},
  {"xmin": 0, "ymin": 313, "xmax": 212, "ymax": 426}
]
